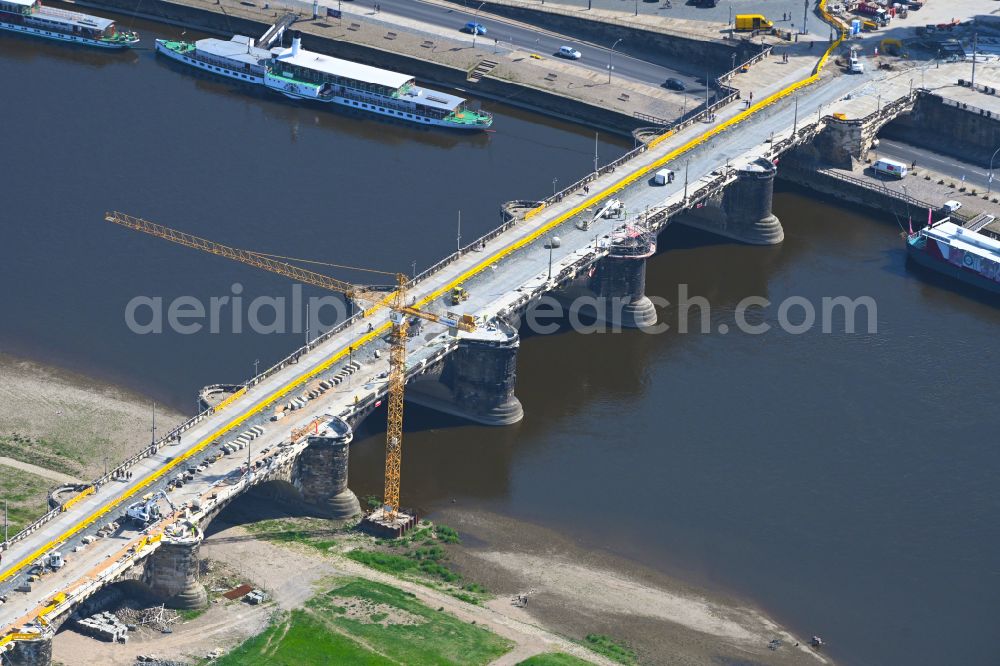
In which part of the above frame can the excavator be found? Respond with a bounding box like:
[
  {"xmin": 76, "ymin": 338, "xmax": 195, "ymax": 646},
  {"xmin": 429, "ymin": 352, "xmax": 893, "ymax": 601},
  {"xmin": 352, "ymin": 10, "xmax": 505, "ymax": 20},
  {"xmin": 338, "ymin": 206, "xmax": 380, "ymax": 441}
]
[{"xmin": 125, "ymin": 490, "xmax": 177, "ymax": 527}]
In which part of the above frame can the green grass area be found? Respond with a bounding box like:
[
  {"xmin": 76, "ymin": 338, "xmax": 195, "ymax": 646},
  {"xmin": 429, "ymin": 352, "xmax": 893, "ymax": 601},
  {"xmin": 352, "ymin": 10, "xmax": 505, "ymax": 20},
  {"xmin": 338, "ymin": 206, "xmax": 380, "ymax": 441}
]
[
  {"xmin": 346, "ymin": 544, "xmax": 461, "ymax": 583},
  {"xmin": 217, "ymin": 578, "xmax": 513, "ymax": 666},
  {"xmin": 0, "ymin": 434, "xmax": 85, "ymax": 476},
  {"xmin": 215, "ymin": 610, "xmax": 394, "ymax": 665},
  {"xmin": 0, "ymin": 464, "xmax": 56, "ymax": 535},
  {"xmin": 243, "ymin": 517, "xmax": 344, "ymax": 553},
  {"xmin": 579, "ymin": 634, "xmax": 638, "ymax": 666},
  {"xmin": 177, "ymin": 607, "xmax": 208, "ymax": 622},
  {"xmin": 517, "ymin": 653, "xmax": 595, "ymax": 666},
  {"xmin": 247, "ymin": 517, "xmax": 488, "ymax": 603}
]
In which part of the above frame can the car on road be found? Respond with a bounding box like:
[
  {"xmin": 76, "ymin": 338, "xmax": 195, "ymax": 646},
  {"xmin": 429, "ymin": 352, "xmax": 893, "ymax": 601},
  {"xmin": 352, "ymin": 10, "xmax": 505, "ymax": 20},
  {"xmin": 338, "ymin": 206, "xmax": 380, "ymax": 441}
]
[
  {"xmin": 664, "ymin": 78, "xmax": 686, "ymax": 91},
  {"xmin": 558, "ymin": 45, "xmax": 582, "ymax": 60},
  {"xmin": 463, "ymin": 22, "xmax": 487, "ymax": 35}
]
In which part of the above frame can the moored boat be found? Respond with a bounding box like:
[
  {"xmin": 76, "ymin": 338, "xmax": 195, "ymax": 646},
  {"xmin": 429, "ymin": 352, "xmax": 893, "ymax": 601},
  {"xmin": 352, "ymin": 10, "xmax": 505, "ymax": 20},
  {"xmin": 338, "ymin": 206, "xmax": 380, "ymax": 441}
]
[
  {"xmin": 154, "ymin": 35, "xmax": 271, "ymax": 84},
  {"xmin": 0, "ymin": 0, "xmax": 138, "ymax": 48},
  {"xmin": 906, "ymin": 212, "xmax": 1000, "ymax": 295},
  {"xmin": 154, "ymin": 30, "xmax": 492, "ymax": 131},
  {"xmin": 267, "ymin": 32, "xmax": 492, "ymax": 130}
]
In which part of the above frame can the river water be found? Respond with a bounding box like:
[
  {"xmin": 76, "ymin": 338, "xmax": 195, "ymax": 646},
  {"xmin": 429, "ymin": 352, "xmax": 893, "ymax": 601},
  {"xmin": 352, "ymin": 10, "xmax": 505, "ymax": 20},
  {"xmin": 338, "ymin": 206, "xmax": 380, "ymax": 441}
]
[{"xmin": 2, "ymin": 16, "xmax": 999, "ymax": 666}]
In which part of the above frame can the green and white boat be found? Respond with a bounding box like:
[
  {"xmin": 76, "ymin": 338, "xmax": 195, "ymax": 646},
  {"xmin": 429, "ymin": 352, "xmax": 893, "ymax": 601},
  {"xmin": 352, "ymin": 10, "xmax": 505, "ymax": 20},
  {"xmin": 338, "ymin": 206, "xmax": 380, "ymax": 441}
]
[
  {"xmin": 0, "ymin": 0, "xmax": 138, "ymax": 49},
  {"xmin": 155, "ymin": 31, "xmax": 492, "ymax": 131}
]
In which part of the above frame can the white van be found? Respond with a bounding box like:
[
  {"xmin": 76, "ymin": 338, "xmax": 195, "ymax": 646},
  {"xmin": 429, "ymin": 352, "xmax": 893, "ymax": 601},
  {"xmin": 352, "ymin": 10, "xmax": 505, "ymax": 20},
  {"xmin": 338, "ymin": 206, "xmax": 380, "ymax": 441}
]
[
  {"xmin": 873, "ymin": 158, "xmax": 908, "ymax": 179},
  {"xmin": 653, "ymin": 169, "xmax": 675, "ymax": 185}
]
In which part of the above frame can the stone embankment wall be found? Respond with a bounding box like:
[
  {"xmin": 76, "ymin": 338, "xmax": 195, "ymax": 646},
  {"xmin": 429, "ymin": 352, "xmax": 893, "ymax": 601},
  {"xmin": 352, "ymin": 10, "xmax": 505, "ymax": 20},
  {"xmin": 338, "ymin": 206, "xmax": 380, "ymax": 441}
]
[
  {"xmin": 881, "ymin": 92, "xmax": 1000, "ymax": 168},
  {"xmin": 437, "ymin": 0, "xmax": 752, "ymax": 73}
]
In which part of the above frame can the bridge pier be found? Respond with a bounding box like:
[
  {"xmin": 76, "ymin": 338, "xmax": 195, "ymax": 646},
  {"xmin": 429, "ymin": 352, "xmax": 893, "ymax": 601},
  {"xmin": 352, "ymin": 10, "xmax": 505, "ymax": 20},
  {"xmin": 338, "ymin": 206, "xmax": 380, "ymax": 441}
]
[
  {"xmin": 7, "ymin": 636, "xmax": 51, "ymax": 666},
  {"xmin": 589, "ymin": 235, "xmax": 657, "ymax": 329},
  {"xmin": 677, "ymin": 158, "xmax": 784, "ymax": 245},
  {"xmin": 553, "ymin": 225, "xmax": 657, "ymax": 330},
  {"xmin": 142, "ymin": 524, "xmax": 208, "ymax": 610},
  {"xmin": 406, "ymin": 321, "xmax": 523, "ymax": 426},
  {"xmin": 292, "ymin": 418, "xmax": 362, "ymax": 521}
]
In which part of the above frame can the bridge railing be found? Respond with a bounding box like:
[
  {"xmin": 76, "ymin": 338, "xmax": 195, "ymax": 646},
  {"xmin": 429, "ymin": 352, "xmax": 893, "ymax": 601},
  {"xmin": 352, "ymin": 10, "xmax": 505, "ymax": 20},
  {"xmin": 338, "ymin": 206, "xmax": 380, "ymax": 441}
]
[
  {"xmin": 0, "ymin": 306, "xmax": 370, "ymax": 554},
  {"xmin": 718, "ymin": 45, "xmax": 774, "ymax": 83},
  {"xmin": 815, "ymin": 168, "xmax": 973, "ymax": 223},
  {"xmin": 408, "ymin": 40, "xmax": 776, "ymax": 291},
  {"xmin": 937, "ymin": 93, "xmax": 1000, "ymax": 119}
]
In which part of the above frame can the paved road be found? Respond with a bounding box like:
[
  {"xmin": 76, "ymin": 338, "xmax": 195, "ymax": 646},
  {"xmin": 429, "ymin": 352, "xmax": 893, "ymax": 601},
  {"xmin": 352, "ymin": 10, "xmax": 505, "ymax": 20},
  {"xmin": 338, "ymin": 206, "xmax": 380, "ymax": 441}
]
[
  {"xmin": 877, "ymin": 138, "xmax": 995, "ymax": 192},
  {"xmin": 367, "ymin": 0, "xmax": 709, "ymax": 94},
  {"xmin": 505, "ymin": 0, "xmax": 818, "ymax": 28}
]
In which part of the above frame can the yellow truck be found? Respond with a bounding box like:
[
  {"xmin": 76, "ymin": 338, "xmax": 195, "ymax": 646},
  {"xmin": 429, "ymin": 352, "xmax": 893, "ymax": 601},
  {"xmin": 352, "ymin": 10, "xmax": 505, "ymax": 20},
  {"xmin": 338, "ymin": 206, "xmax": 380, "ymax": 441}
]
[{"xmin": 735, "ymin": 14, "xmax": 773, "ymax": 31}]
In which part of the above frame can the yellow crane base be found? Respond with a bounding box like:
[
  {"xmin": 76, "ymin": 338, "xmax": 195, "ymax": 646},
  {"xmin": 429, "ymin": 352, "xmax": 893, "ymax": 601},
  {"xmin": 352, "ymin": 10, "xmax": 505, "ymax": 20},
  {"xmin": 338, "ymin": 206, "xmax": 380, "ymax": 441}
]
[{"xmin": 359, "ymin": 507, "xmax": 417, "ymax": 539}]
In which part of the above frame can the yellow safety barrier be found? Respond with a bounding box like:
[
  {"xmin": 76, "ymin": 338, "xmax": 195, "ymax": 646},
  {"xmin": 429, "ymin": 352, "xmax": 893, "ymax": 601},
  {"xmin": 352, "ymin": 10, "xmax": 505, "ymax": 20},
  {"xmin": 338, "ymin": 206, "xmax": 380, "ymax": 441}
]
[
  {"xmin": 0, "ymin": 320, "xmax": 388, "ymax": 586},
  {"xmin": 61, "ymin": 486, "xmax": 94, "ymax": 512},
  {"xmin": 212, "ymin": 386, "xmax": 247, "ymax": 413},
  {"xmin": 0, "ymin": 1, "xmax": 848, "ymax": 600},
  {"xmin": 407, "ymin": 1, "xmax": 846, "ymax": 315},
  {"xmin": 523, "ymin": 203, "xmax": 546, "ymax": 220},
  {"xmin": 0, "ymin": 632, "xmax": 43, "ymax": 649}
]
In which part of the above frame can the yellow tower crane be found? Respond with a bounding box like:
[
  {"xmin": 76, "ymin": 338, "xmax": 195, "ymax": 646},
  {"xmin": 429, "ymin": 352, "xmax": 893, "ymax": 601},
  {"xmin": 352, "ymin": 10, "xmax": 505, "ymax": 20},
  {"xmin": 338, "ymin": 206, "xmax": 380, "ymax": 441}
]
[{"xmin": 104, "ymin": 211, "xmax": 476, "ymax": 526}]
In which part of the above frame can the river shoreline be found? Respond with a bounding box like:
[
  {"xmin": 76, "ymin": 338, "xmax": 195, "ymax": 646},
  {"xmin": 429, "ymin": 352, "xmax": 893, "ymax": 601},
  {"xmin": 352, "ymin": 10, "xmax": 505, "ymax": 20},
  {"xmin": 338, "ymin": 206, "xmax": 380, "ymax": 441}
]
[{"xmin": 5, "ymin": 352, "xmax": 822, "ymax": 664}]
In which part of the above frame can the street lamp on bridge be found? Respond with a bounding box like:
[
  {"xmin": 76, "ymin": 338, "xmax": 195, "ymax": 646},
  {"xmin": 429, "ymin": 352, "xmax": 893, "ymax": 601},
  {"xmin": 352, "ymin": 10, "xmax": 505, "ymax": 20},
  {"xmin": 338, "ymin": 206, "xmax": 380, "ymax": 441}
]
[
  {"xmin": 989, "ymin": 145, "xmax": 1000, "ymax": 194},
  {"xmin": 608, "ymin": 38, "xmax": 623, "ymax": 84}
]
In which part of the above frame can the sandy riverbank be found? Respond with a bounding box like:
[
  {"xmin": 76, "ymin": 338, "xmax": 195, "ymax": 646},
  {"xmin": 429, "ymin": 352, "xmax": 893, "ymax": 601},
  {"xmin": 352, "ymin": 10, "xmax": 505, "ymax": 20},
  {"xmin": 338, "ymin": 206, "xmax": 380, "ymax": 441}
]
[
  {"xmin": 0, "ymin": 353, "xmax": 187, "ymax": 480},
  {"xmin": 434, "ymin": 506, "xmax": 828, "ymax": 665}
]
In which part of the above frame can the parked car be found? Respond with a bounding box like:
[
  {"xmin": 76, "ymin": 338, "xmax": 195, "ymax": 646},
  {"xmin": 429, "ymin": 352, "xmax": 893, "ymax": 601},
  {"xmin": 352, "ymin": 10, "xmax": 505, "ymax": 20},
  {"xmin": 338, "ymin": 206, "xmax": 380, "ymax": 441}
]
[
  {"xmin": 665, "ymin": 78, "xmax": 686, "ymax": 91},
  {"xmin": 464, "ymin": 22, "xmax": 487, "ymax": 35},
  {"xmin": 558, "ymin": 45, "xmax": 582, "ymax": 59},
  {"xmin": 942, "ymin": 200, "xmax": 963, "ymax": 214}
]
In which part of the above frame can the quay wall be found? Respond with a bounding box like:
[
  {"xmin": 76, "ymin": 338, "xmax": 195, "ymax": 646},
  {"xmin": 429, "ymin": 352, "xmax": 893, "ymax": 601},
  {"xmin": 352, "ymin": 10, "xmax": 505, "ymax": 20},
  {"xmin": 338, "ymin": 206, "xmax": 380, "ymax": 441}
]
[
  {"xmin": 437, "ymin": 0, "xmax": 753, "ymax": 72},
  {"xmin": 881, "ymin": 92, "xmax": 1000, "ymax": 169},
  {"xmin": 776, "ymin": 162, "xmax": 950, "ymax": 222},
  {"xmin": 69, "ymin": 0, "xmax": 647, "ymax": 134}
]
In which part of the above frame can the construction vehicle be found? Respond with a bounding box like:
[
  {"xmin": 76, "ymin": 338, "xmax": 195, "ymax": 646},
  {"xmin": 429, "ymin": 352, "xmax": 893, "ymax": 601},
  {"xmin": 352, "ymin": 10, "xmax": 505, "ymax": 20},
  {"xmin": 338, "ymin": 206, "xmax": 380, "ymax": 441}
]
[
  {"xmin": 103, "ymin": 212, "xmax": 476, "ymax": 528},
  {"xmin": 125, "ymin": 490, "xmax": 176, "ymax": 526},
  {"xmin": 734, "ymin": 14, "xmax": 773, "ymax": 31},
  {"xmin": 880, "ymin": 38, "xmax": 902, "ymax": 56},
  {"xmin": 855, "ymin": 3, "xmax": 889, "ymax": 25},
  {"xmin": 450, "ymin": 285, "xmax": 469, "ymax": 306},
  {"xmin": 848, "ymin": 47, "xmax": 864, "ymax": 73},
  {"xmin": 47, "ymin": 552, "xmax": 65, "ymax": 570}
]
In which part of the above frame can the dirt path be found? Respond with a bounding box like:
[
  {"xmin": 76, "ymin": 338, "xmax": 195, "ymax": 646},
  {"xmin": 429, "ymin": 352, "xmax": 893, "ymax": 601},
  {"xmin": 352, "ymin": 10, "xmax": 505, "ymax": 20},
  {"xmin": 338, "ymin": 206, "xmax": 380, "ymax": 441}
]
[
  {"xmin": 200, "ymin": 521, "xmax": 613, "ymax": 665},
  {"xmin": 0, "ymin": 457, "xmax": 81, "ymax": 485}
]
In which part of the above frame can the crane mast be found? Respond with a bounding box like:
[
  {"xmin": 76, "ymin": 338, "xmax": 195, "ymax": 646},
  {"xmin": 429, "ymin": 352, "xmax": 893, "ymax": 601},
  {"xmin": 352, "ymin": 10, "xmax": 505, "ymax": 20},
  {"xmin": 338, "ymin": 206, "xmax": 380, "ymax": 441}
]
[
  {"xmin": 384, "ymin": 283, "xmax": 408, "ymax": 518},
  {"xmin": 104, "ymin": 212, "xmax": 474, "ymax": 529}
]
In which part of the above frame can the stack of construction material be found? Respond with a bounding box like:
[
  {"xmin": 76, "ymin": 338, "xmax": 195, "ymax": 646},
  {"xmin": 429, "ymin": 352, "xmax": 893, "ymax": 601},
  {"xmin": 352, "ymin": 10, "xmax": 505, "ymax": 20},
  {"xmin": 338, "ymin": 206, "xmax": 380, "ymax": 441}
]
[
  {"xmin": 116, "ymin": 604, "xmax": 180, "ymax": 634},
  {"xmin": 243, "ymin": 589, "xmax": 268, "ymax": 605},
  {"xmin": 74, "ymin": 611, "xmax": 129, "ymax": 643}
]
